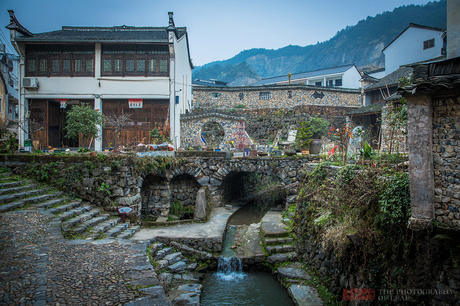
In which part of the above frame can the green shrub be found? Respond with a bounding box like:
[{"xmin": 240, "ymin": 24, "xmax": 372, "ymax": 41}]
[{"xmin": 377, "ymin": 172, "xmax": 410, "ymax": 228}]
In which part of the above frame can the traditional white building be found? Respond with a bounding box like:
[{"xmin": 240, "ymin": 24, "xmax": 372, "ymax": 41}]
[
  {"xmin": 6, "ymin": 10, "xmax": 193, "ymax": 151},
  {"xmin": 370, "ymin": 23, "xmax": 445, "ymax": 78},
  {"xmin": 250, "ymin": 64, "xmax": 362, "ymax": 89}
]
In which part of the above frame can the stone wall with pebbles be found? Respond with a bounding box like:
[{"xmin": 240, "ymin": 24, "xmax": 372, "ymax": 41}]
[
  {"xmin": 193, "ymin": 85, "xmax": 361, "ymax": 110},
  {"xmin": 180, "ymin": 112, "xmax": 251, "ymax": 148},
  {"xmin": 432, "ymin": 96, "xmax": 460, "ymax": 228}
]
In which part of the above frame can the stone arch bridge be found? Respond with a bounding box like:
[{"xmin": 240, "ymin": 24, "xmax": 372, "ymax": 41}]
[{"xmin": 139, "ymin": 157, "xmax": 312, "ymax": 221}]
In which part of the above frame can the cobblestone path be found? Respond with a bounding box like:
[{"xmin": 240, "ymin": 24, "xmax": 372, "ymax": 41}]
[{"xmin": 0, "ymin": 208, "xmax": 166, "ymax": 305}]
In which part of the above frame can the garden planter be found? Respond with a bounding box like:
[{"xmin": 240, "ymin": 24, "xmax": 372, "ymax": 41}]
[{"xmin": 309, "ymin": 139, "xmax": 322, "ymax": 154}]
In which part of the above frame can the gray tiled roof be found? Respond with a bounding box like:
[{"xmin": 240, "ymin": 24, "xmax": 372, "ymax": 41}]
[
  {"xmin": 192, "ymin": 79, "xmax": 227, "ymax": 87},
  {"xmin": 249, "ymin": 64, "xmax": 355, "ymax": 86},
  {"xmin": 15, "ymin": 26, "xmax": 187, "ymax": 43},
  {"xmin": 364, "ymin": 66, "xmax": 413, "ymax": 91}
]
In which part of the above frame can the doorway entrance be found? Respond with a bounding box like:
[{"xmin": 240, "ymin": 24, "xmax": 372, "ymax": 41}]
[{"xmin": 29, "ymin": 99, "xmax": 94, "ymax": 150}]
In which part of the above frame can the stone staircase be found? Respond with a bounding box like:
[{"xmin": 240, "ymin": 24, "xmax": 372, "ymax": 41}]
[
  {"xmin": 260, "ymin": 211, "xmax": 296, "ymax": 264},
  {"xmin": 0, "ymin": 170, "xmax": 140, "ymax": 240},
  {"xmin": 276, "ymin": 263, "xmax": 324, "ymax": 305},
  {"xmin": 148, "ymin": 241, "xmax": 207, "ymax": 305}
]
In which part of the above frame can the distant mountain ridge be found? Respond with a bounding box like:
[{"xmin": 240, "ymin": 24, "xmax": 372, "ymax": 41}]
[{"xmin": 193, "ymin": 0, "xmax": 446, "ymax": 86}]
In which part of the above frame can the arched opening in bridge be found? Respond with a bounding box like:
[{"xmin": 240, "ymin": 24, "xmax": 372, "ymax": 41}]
[
  {"xmin": 221, "ymin": 171, "xmax": 286, "ymax": 225},
  {"xmin": 169, "ymin": 174, "xmax": 200, "ymax": 220},
  {"xmin": 141, "ymin": 174, "xmax": 168, "ymax": 221}
]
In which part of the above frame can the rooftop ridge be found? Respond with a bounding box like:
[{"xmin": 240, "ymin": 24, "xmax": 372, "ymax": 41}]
[
  {"xmin": 61, "ymin": 26, "xmax": 171, "ymax": 31},
  {"xmin": 257, "ymin": 64, "xmax": 355, "ymax": 81}
]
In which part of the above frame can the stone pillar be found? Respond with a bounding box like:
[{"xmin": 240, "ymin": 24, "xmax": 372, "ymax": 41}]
[
  {"xmin": 94, "ymin": 97, "xmax": 102, "ymax": 152},
  {"xmin": 407, "ymin": 95, "xmax": 434, "ymax": 229}
]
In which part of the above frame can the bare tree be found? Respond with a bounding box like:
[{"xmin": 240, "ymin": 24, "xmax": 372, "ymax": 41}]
[
  {"xmin": 17, "ymin": 118, "xmax": 44, "ymax": 150},
  {"xmin": 103, "ymin": 111, "xmax": 133, "ymax": 148}
]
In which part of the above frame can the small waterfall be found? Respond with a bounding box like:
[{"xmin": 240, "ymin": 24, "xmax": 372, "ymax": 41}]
[{"xmin": 216, "ymin": 225, "xmax": 246, "ymax": 281}]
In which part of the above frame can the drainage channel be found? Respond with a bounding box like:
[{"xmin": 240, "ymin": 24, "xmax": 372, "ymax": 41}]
[{"xmin": 200, "ymin": 199, "xmax": 293, "ymax": 305}]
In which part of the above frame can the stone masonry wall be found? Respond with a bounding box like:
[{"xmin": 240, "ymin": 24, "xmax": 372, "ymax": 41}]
[
  {"xmin": 432, "ymin": 96, "xmax": 460, "ymax": 228},
  {"xmin": 170, "ymin": 175, "xmax": 200, "ymax": 207},
  {"xmin": 180, "ymin": 112, "xmax": 251, "ymax": 148},
  {"xmin": 193, "ymin": 86, "xmax": 361, "ymax": 110},
  {"xmin": 141, "ymin": 175, "xmax": 169, "ymax": 219}
]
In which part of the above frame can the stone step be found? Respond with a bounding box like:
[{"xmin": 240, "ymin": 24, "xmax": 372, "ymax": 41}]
[
  {"xmin": 36, "ymin": 198, "xmax": 67, "ymax": 209},
  {"xmin": 73, "ymin": 214, "xmax": 110, "ymax": 234},
  {"xmin": 90, "ymin": 218, "xmax": 120, "ymax": 238},
  {"xmin": 0, "ymin": 201, "xmax": 25, "ymax": 213},
  {"xmin": 116, "ymin": 225, "xmax": 140, "ymax": 239},
  {"xmin": 168, "ymin": 261, "xmax": 187, "ymax": 273},
  {"xmin": 266, "ymin": 245, "xmax": 295, "ymax": 255},
  {"xmin": 267, "ymin": 252, "xmax": 296, "ymax": 264},
  {"xmin": 0, "ymin": 181, "xmax": 23, "ymax": 188},
  {"xmin": 47, "ymin": 200, "xmax": 82, "ymax": 214},
  {"xmin": 21, "ymin": 192, "xmax": 63, "ymax": 206},
  {"xmin": 264, "ymin": 229, "xmax": 290, "ymax": 238},
  {"xmin": 265, "ymin": 237, "xmax": 294, "ymax": 246},
  {"xmin": 58, "ymin": 206, "xmax": 92, "ymax": 221},
  {"xmin": 0, "ymin": 184, "xmax": 36, "ymax": 196},
  {"xmin": 0, "ymin": 188, "xmax": 46, "ymax": 204},
  {"xmin": 105, "ymin": 223, "xmax": 129, "ymax": 237},
  {"xmin": 62, "ymin": 209, "xmax": 100, "ymax": 230},
  {"xmin": 163, "ymin": 252, "xmax": 182, "ymax": 265},
  {"xmin": 155, "ymin": 247, "xmax": 173, "ymax": 260},
  {"xmin": 149, "ymin": 243, "xmax": 165, "ymax": 256}
]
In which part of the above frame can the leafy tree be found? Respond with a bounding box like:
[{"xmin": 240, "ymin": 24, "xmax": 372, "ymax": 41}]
[
  {"xmin": 308, "ymin": 116, "xmax": 330, "ymax": 139},
  {"xmin": 295, "ymin": 121, "xmax": 313, "ymax": 150},
  {"xmin": 65, "ymin": 105, "xmax": 102, "ymax": 148}
]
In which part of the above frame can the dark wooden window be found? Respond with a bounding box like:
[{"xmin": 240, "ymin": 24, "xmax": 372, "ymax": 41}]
[
  {"xmin": 101, "ymin": 44, "xmax": 169, "ymax": 77},
  {"xmin": 62, "ymin": 60, "xmax": 71, "ymax": 73},
  {"xmin": 85, "ymin": 59, "xmax": 93, "ymax": 73},
  {"xmin": 27, "ymin": 59, "xmax": 36, "ymax": 73},
  {"xmin": 259, "ymin": 92, "xmax": 271, "ymax": 100},
  {"xmin": 315, "ymin": 81, "xmax": 322, "ymax": 86},
  {"xmin": 26, "ymin": 44, "xmax": 94, "ymax": 77},
  {"xmin": 51, "ymin": 59, "xmax": 59, "ymax": 73},
  {"xmin": 239, "ymin": 92, "xmax": 244, "ymax": 100},
  {"xmin": 423, "ymin": 38, "xmax": 435, "ymax": 50},
  {"xmin": 287, "ymin": 90, "xmax": 292, "ymax": 98},
  {"xmin": 39, "ymin": 59, "xmax": 47, "ymax": 73},
  {"xmin": 335, "ymin": 79, "xmax": 342, "ymax": 86}
]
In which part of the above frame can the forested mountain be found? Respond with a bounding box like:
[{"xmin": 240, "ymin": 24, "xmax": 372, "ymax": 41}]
[{"xmin": 193, "ymin": 0, "xmax": 446, "ymax": 85}]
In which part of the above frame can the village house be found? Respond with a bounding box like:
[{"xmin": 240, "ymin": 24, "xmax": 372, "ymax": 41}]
[
  {"xmin": 6, "ymin": 10, "xmax": 193, "ymax": 151},
  {"xmin": 0, "ymin": 46, "xmax": 18, "ymax": 128},
  {"xmin": 250, "ymin": 64, "xmax": 362, "ymax": 89},
  {"xmin": 369, "ymin": 23, "xmax": 445, "ymax": 78}
]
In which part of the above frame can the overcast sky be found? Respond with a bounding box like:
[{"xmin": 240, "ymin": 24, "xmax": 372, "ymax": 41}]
[{"xmin": 0, "ymin": 0, "xmax": 435, "ymax": 66}]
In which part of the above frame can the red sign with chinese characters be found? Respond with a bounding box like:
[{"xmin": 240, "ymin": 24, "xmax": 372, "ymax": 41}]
[
  {"xmin": 128, "ymin": 99, "xmax": 143, "ymax": 109},
  {"xmin": 57, "ymin": 99, "xmax": 67, "ymax": 109}
]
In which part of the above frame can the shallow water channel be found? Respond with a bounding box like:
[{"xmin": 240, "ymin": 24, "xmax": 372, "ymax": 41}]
[{"xmin": 200, "ymin": 201, "xmax": 293, "ymax": 305}]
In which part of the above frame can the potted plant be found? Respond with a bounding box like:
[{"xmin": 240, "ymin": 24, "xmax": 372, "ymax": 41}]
[{"xmin": 307, "ymin": 116, "xmax": 329, "ymax": 154}]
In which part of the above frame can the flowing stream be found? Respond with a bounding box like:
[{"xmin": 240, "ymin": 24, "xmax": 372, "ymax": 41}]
[{"xmin": 200, "ymin": 200, "xmax": 293, "ymax": 305}]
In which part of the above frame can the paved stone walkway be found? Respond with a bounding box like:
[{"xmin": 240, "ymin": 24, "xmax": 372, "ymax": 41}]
[
  {"xmin": 0, "ymin": 200, "xmax": 166, "ymax": 305},
  {"xmin": 133, "ymin": 207, "xmax": 236, "ymax": 242}
]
